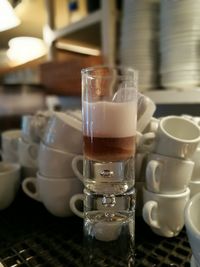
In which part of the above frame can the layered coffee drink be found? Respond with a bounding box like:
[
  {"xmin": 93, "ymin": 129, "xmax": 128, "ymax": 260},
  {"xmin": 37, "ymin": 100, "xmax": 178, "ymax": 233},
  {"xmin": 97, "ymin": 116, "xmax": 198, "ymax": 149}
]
[
  {"xmin": 81, "ymin": 65, "xmax": 138, "ymax": 193},
  {"xmin": 83, "ymin": 100, "xmax": 137, "ymax": 162}
]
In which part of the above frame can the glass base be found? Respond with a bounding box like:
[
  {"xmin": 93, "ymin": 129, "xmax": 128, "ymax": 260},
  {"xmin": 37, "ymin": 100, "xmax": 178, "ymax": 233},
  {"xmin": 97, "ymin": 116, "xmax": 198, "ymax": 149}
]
[
  {"xmin": 83, "ymin": 157, "xmax": 135, "ymax": 194},
  {"xmin": 83, "ymin": 211, "xmax": 135, "ymax": 267}
]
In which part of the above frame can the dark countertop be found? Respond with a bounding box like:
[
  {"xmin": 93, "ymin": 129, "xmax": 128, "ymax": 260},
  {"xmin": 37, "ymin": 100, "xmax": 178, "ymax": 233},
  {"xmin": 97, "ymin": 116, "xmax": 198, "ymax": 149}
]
[{"xmin": 0, "ymin": 188, "xmax": 192, "ymax": 267}]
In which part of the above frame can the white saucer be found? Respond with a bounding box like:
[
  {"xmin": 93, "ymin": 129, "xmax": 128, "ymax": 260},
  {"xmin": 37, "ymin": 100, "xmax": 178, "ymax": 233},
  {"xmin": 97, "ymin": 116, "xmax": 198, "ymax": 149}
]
[{"xmin": 191, "ymin": 255, "xmax": 198, "ymax": 267}]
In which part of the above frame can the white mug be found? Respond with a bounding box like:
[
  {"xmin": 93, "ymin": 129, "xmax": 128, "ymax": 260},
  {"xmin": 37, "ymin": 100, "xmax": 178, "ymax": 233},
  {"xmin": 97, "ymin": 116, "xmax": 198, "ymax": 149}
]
[
  {"xmin": 18, "ymin": 138, "xmax": 39, "ymax": 168},
  {"xmin": 42, "ymin": 111, "xmax": 82, "ymax": 154},
  {"xmin": 38, "ymin": 142, "xmax": 83, "ymax": 178},
  {"xmin": 0, "ymin": 162, "xmax": 21, "ymax": 210},
  {"xmin": 137, "ymin": 92, "xmax": 156, "ymax": 133},
  {"xmin": 184, "ymin": 193, "xmax": 200, "ymax": 267},
  {"xmin": 139, "ymin": 116, "xmax": 200, "ymax": 159},
  {"xmin": 135, "ymin": 152, "xmax": 148, "ymax": 182},
  {"xmin": 22, "ymin": 172, "xmax": 83, "ymax": 217},
  {"xmin": 191, "ymin": 147, "xmax": 200, "ymax": 180},
  {"xmin": 145, "ymin": 153, "xmax": 194, "ymax": 193},
  {"xmin": 142, "ymin": 186, "xmax": 190, "ymax": 237},
  {"xmin": 189, "ymin": 180, "xmax": 200, "ymax": 199},
  {"xmin": 1, "ymin": 129, "xmax": 21, "ymax": 163}
]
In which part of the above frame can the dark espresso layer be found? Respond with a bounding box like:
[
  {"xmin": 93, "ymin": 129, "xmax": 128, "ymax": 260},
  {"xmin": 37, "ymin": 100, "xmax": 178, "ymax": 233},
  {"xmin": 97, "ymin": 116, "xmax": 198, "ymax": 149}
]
[{"xmin": 83, "ymin": 135, "xmax": 136, "ymax": 161}]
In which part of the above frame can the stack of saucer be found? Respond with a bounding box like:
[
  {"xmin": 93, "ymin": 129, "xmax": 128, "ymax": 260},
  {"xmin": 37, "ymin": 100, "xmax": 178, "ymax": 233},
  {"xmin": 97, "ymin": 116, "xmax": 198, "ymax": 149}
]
[
  {"xmin": 119, "ymin": 0, "xmax": 160, "ymax": 92},
  {"xmin": 22, "ymin": 111, "xmax": 83, "ymax": 217},
  {"xmin": 160, "ymin": 0, "xmax": 200, "ymax": 89}
]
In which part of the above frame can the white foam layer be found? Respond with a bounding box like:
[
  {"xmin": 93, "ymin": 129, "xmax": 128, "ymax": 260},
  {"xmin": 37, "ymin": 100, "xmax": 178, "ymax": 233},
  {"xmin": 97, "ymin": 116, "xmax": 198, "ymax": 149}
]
[{"xmin": 83, "ymin": 101, "xmax": 137, "ymax": 137}]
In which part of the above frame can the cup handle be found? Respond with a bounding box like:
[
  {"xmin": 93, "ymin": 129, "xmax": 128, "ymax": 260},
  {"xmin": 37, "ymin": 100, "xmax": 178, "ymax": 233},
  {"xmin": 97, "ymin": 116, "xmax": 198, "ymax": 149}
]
[
  {"xmin": 22, "ymin": 177, "xmax": 41, "ymax": 202},
  {"xmin": 138, "ymin": 132, "xmax": 156, "ymax": 152},
  {"xmin": 72, "ymin": 155, "xmax": 84, "ymax": 182},
  {"xmin": 142, "ymin": 200, "xmax": 160, "ymax": 229},
  {"xmin": 146, "ymin": 160, "xmax": 161, "ymax": 193},
  {"xmin": 69, "ymin": 194, "xmax": 84, "ymax": 218}
]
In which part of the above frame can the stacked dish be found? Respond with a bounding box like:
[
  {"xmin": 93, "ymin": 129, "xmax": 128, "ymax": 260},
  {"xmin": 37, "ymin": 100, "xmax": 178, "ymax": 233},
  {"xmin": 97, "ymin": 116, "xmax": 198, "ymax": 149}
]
[
  {"xmin": 160, "ymin": 0, "xmax": 200, "ymax": 89},
  {"xmin": 119, "ymin": 0, "xmax": 160, "ymax": 92}
]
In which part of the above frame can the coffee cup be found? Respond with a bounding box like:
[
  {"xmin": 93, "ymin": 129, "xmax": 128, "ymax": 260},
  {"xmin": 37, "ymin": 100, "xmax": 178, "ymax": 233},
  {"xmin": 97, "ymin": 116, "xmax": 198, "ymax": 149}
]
[
  {"xmin": 22, "ymin": 172, "xmax": 83, "ymax": 217},
  {"xmin": 137, "ymin": 92, "xmax": 156, "ymax": 133},
  {"xmin": 184, "ymin": 193, "xmax": 200, "ymax": 267},
  {"xmin": 142, "ymin": 186, "xmax": 190, "ymax": 237},
  {"xmin": 138, "ymin": 116, "xmax": 200, "ymax": 159},
  {"xmin": 145, "ymin": 153, "xmax": 194, "ymax": 194},
  {"xmin": 18, "ymin": 138, "xmax": 39, "ymax": 168},
  {"xmin": 42, "ymin": 112, "xmax": 82, "ymax": 154},
  {"xmin": 189, "ymin": 180, "xmax": 200, "ymax": 198},
  {"xmin": 191, "ymin": 147, "xmax": 200, "ymax": 180},
  {"xmin": 21, "ymin": 115, "xmax": 37, "ymax": 143},
  {"xmin": 0, "ymin": 162, "xmax": 21, "ymax": 209},
  {"xmin": 38, "ymin": 142, "xmax": 83, "ymax": 178},
  {"xmin": 135, "ymin": 152, "xmax": 148, "ymax": 182},
  {"xmin": 1, "ymin": 129, "xmax": 21, "ymax": 163}
]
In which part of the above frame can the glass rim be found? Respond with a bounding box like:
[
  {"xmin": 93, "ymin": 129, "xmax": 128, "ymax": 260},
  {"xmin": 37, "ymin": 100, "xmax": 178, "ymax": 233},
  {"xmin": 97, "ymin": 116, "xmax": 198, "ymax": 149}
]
[{"xmin": 81, "ymin": 65, "xmax": 139, "ymax": 78}]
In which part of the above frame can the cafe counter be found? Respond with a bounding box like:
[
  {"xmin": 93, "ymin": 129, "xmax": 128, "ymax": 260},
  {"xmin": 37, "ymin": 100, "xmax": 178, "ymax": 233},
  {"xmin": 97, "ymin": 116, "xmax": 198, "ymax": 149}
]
[{"xmin": 0, "ymin": 188, "xmax": 192, "ymax": 267}]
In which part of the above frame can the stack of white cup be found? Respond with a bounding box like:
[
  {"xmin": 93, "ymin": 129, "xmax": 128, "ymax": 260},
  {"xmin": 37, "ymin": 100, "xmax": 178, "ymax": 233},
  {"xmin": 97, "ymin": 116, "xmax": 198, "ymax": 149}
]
[
  {"xmin": 137, "ymin": 115, "xmax": 200, "ymax": 237},
  {"xmin": 1, "ymin": 129, "xmax": 21, "ymax": 163},
  {"xmin": 22, "ymin": 111, "xmax": 83, "ymax": 217},
  {"xmin": 181, "ymin": 116, "xmax": 200, "ymax": 198}
]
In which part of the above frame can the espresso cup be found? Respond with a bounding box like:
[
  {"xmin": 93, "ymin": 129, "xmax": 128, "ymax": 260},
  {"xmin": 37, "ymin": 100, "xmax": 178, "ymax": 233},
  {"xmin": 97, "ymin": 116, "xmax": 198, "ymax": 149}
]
[
  {"xmin": 42, "ymin": 112, "xmax": 82, "ymax": 154},
  {"xmin": 1, "ymin": 129, "xmax": 21, "ymax": 163},
  {"xmin": 191, "ymin": 147, "xmax": 200, "ymax": 180},
  {"xmin": 189, "ymin": 180, "xmax": 200, "ymax": 198},
  {"xmin": 0, "ymin": 162, "xmax": 21, "ymax": 209},
  {"xmin": 22, "ymin": 173, "xmax": 83, "ymax": 217},
  {"xmin": 139, "ymin": 116, "xmax": 200, "ymax": 159},
  {"xmin": 21, "ymin": 115, "xmax": 37, "ymax": 143},
  {"xmin": 145, "ymin": 153, "xmax": 194, "ymax": 194},
  {"xmin": 184, "ymin": 193, "xmax": 200, "ymax": 267},
  {"xmin": 18, "ymin": 138, "xmax": 39, "ymax": 168},
  {"xmin": 142, "ymin": 187, "xmax": 190, "ymax": 237},
  {"xmin": 137, "ymin": 92, "xmax": 156, "ymax": 133},
  {"xmin": 135, "ymin": 152, "xmax": 148, "ymax": 182},
  {"xmin": 38, "ymin": 142, "xmax": 83, "ymax": 178}
]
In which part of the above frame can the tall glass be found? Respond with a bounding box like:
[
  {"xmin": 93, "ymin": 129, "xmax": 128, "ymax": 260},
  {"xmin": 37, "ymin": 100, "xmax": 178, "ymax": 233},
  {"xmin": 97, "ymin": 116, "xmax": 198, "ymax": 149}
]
[
  {"xmin": 83, "ymin": 188, "xmax": 136, "ymax": 267},
  {"xmin": 81, "ymin": 65, "xmax": 138, "ymax": 193}
]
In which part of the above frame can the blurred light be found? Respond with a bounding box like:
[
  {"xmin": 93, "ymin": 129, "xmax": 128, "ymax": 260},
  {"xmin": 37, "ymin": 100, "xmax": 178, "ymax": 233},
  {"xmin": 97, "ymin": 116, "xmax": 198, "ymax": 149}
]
[
  {"xmin": 7, "ymin": 37, "xmax": 47, "ymax": 63},
  {"xmin": 0, "ymin": 0, "xmax": 20, "ymax": 32}
]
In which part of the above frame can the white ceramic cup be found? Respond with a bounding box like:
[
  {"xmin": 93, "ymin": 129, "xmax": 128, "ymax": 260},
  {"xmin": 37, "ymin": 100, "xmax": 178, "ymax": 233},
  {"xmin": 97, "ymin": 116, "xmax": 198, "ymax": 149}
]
[
  {"xmin": 21, "ymin": 115, "xmax": 37, "ymax": 143},
  {"xmin": 42, "ymin": 111, "xmax": 82, "ymax": 154},
  {"xmin": 0, "ymin": 162, "xmax": 21, "ymax": 210},
  {"xmin": 1, "ymin": 129, "xmax": 21, "ymax": 163},
  {"xmin": 142, "ymin": 186, "xmax": 190, "ymax": 237},
  {"xmin": 18, "ymin": 138, "xmax": 39, "ymax": 168},
  {"xmin": 22, "ymin": 172, "xmax": 83, "ymax": 217},
  {"xmin": 191, "ymin": 147, "xmax": 200, "ymax": 180},
  {"xmin": 138, "ymin": 116, "xmax": 200, "ymax": 159},
  {"xmin": 38, "ymin": 142, "xmax": 83, "ymax": 178},
  {"xmin": 137, "ymin": 92, "xmax": 156, "ymax": 133},
  {"xmin": 189, "ymin": 180, "xmax": 200, "ymax": 199},
  {"xmin": 145, "ymin": 153, "xmax": 194, "ymax": 194},
  {"xmin": 185, "ymin": 193, "xmax": 200, "ymax": 267},
  {"xmin": 135, "ymin": 152, "xmax": 148, "ymax": 182}
]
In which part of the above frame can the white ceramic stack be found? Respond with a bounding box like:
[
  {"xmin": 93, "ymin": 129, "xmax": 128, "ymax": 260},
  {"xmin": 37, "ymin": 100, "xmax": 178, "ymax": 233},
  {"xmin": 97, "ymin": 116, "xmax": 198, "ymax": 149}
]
[
  {"xmin": 160, "ymin": 0, "xmax": 200, "ymax": 89},
  {"xmin": 136, "ymin": 116, "xmax": 200, "ymax": 237},
  {"xmin": 22, "ymin": 111, "xmax": 83, "ymax": 217},
  {"xmin": 181, "ymin": 116, "xmax": 200, "ymax": 197},
  {"xmin": 20, "ymin": 115, "xmax": 41, "ymax": 178},
  {"xmin": 119, "ymin": 0, "xmax": 160, "ymax": 92},
  {"xmin": 1, "ymin": 129, "xmax": 21, "ymax": 164}
]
